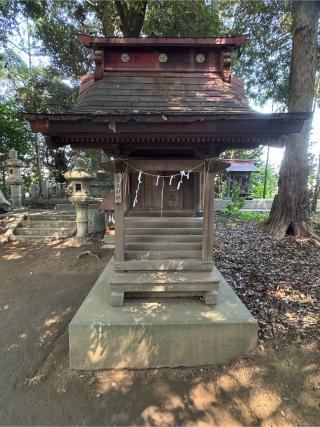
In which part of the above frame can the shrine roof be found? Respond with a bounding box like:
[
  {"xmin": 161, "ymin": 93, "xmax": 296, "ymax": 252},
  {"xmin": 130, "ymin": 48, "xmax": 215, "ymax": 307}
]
[
  {"xmin": 78, "ymin": 34, "xmax": 247, "ymax": 48},
  {"xmin": 224, "ymin": 159, "xmax": 259, "ymax": 172},
  {"xmin": 71, "ymin": 72, "xmax": 250, "ymax": 115},
  {"xmin": 22, "ymin": 35, "xmax": 311, "ymax": 154}
]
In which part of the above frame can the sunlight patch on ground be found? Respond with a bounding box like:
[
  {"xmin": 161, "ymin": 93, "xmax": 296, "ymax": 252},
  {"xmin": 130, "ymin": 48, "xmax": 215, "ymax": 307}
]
[
  {"xmin": 216, "ymin": 374, "xmax": 239, "ymax": 392},
  {"xmin": 154, "ymin": 381, "xmax": 185, "ymax": 410},
  {"xmin": 141, "ymin": 405, "xmax": 176, "ymax": 426},
  {"xmin": 189, "ymin": 382, "xmax": 217, "ymax": 411},
  {"xmin": 44, "ymin": 314, "xmax": 62, "ymax": 327},
  {"xmin": 95, "ymin": 370, "xmax": 134, "ymax": 395},
  {"xmin": 2, "ymin": 252, "xmax": 24, "ymax": 260},
  {"xmin": 248, "ymin": 388, "xmax": 281, "ymax": 419},
  {"xmin": 6, "ymin": 343, "xmax": 19, "ymax": 351},
  {"xmin": 228, "ymin": 365, "xmax": 264, "ymax": 387},
  {"xmin": 47, "ymin": 238, "xmax": 82, "ymax": 249}
]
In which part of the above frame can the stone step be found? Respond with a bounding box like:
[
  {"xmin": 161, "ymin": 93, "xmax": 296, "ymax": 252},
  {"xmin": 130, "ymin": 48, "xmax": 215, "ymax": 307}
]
[
  {"xmin": 125, "ymin": 242, "xmax": 202, "ymax": 251},
  {"xmin": 11, "ymin": 235, "xmax": 69, "ymax": 243},
  {"xmin": 114, "ymin": 259, "xmax": 213, "ymax": 272},
  {"xmin": 26, "ymin": 214, "xmax": 75, "ymax": 221},
  {"xmin": 127, "ymin": 210, "xmax": 195, "ymax": 217},
  {"xmin": 125, "ymin": 216, "xmax": 202, "ymax": 221},
  {"xmin": 109, "ymin": 266, "xmax": 220, "ymax": 293},
  {"xmin": 125, "ymin": 227, "xmax": 203, "ymax": 235},
  {"xmin": 125, "ymin": 219, "xmax": 203, "ymax": 228},
  {"xmin": 55, "ymin": 203, "xmax": 75, "ymax": 211},
  {"xmin": 126, "ymin": 250, "xmax": 202, "ymax": 260},
  {"xmin": 125, "ymin": 234, "xmax": 202, "ymax": 243},
  {"xmin": 15, "ymin": 227, "xmax": 73, "ymax": 237},
  {"xmin": 20, "ymin": 220, "xmax": 75, "ymax": 229}
]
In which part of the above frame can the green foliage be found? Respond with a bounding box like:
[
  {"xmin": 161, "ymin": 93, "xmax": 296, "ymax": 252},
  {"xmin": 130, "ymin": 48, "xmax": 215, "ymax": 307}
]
[
  {"xmin": 143, "ymin": 0, "xmax": 221, "ymax": 36},
  {"xmin": 218, "ymin": 206, "xmax": 268, "ymax": 222},
  {"xmin": 230, "ymin": 183, "xmax": 245, "ymax": 208},
  {"xmin": 29, "ymin": 1, "xmax": 93, "ymax": 79},
  {"xmin": 0, "ymin": 100, "xmax": 34, "ymax": 195},
  {"xmin": 251, "ymin": 165, "xmax": 278, "ymax": 198},
  {"xmin": 0, "ymin": 0, "xmax": 223, "ymax": 80},
  {"xmin": 0, "ymin": 100, "xmax": 33, "ymax": 161},
  {"xmin": 220, "ymin": 0, "xmax": 293, "ymax": 108},
  {"xmin": 16, "ymin": 67, "xmax": 77, "ymax": 113}
]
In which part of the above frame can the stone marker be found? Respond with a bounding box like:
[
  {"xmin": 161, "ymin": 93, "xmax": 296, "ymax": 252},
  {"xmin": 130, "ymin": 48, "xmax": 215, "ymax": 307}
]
[
  {"xmin": 4, "ymin": 149, "xmax": 24, "ymax": 209},
  {"xmin": 31, "ymin": 183, "xmax": 40, "ymax": 199},
  {"xmin": 64, "ymin": 159, "xmax": 94, "ymax": 240}
]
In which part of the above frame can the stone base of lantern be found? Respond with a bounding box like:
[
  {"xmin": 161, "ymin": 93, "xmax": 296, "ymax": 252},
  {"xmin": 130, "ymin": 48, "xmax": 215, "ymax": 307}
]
[{"xmin": 69, "ymin": 261, "xmax": 257, "ymax": 370}]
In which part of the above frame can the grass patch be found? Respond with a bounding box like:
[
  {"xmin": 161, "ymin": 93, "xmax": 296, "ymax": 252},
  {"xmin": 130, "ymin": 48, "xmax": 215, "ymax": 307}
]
[{"xmin": 218, "ymin": 205, "xmax": 268, "ymax": 222}]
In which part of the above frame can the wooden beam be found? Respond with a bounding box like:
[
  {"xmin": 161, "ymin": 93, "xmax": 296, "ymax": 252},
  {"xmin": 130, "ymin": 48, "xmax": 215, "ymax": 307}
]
[
  {"xmin": 202, "ymin": 161, "xmax": 216, "ymax": 262},
  {"xmin": 100, "ymin": 158, "xmax": 229, "ymax": 174},
  {"xmin": 126, "ymin": 159, "xmax": 204, "ymax": 172},
  {"xmin": 114, "ymin": 162, "xmax": 126, "ymax": 262}
]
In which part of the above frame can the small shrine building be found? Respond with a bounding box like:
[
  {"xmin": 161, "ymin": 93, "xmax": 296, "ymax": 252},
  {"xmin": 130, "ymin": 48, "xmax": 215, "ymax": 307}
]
[
  {"xmin": 25, "ymin": 35, "xmax": 308, "ymax": 305},
  {"xmin": 24, "ymin": 35, "xmax": 310, "ymax": 369},
  {"xmin": 225, "ymin": 159, "xmax": 259, "ymax": 199}
]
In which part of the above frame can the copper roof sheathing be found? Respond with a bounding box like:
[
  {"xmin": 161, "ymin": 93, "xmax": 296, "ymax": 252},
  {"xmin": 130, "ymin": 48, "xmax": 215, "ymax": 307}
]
[{"xmin": 72, "ymin": 72, "xmax": 250, "ymax": 115}]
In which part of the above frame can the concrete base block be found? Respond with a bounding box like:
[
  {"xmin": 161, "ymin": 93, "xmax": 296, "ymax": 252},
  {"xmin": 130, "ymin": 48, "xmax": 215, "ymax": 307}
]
[{"xmin": 69, "ymin": 263, "xmax": 257, "ymax": 370}]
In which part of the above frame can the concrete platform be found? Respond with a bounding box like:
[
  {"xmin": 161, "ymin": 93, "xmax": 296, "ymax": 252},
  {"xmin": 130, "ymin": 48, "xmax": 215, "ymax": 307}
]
[{"xmin": 69, "ymin": 263, "xmax": 257, "ymax": 370}]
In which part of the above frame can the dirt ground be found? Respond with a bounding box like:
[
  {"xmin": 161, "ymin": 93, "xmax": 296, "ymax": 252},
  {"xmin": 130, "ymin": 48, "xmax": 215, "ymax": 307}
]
[{"xmin": 0, "ymin": 232, "xmax": 319, "ymax": 426}]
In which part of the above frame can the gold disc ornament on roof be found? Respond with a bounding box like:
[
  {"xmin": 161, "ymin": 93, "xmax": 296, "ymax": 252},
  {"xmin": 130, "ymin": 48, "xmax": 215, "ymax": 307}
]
[
  {"xmin": 121, "ymin": 53, "xmax": 130, "ymax": 63},
  {"xmin": 159, "ymin": 53, "xmax": 168, "ymax": 63},
  {"xmin": 196, "ymin": 53, "xmax": 205, "ymax": 64}
]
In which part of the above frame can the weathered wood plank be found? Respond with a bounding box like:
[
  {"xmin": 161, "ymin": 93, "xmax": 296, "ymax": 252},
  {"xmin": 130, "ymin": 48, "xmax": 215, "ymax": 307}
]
[
  {"xmin": 127, "ymin": 159, "xmax": 205, "ymax": 172},
  {"xmin": 202, "ymin": 162, "xmax": 215, "ymax": 262},
  {"xmin": 114, "ymin": 162, "xmax": 126, "ymax": 262}
]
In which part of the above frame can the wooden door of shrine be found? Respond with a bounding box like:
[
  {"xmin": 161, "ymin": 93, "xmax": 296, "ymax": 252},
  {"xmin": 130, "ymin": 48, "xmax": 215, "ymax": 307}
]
[{"xmin": 130, "ymin": 172, "xmax": 194, "ymax": 212}]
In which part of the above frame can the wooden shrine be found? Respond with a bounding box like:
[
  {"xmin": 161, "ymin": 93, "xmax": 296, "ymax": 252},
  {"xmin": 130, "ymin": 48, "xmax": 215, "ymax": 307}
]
[
  {"xmin": 225, "ymin": 159, "xmax": 259, "ymax": 199},
  {"xmin": 24, "ymin": 36, "xmax": 309, "ymax": 307}
]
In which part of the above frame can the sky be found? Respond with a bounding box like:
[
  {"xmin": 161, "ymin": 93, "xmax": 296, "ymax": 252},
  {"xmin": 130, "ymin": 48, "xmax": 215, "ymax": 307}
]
[{"xmin": 252, "ymin": 101, "xmax": 320, "ymax": 171}]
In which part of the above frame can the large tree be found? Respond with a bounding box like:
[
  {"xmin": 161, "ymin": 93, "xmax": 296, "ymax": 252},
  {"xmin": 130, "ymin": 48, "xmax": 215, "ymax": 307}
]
[
  {"xmin": 0, "ymin": 0, "xmax": 220, "ymax": 80},
  {"xmin": 263, "ymin": 1, "xmax": 320, "ymax": 237}
]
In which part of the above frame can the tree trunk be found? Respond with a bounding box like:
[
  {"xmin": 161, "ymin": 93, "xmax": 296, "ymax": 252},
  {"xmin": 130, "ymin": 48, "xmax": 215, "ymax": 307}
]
[
  {"xmin": 311, "ymin": 152, "xmax": 320, "ymax": 213},
  {"xmin": 114, "ymin": 0, "xmax": 147, "ymax": 37},
  {"xmin": 263, "ymin": 1, "xmax": 319, "ymax": 238},
  {"xmin": 35, "ymin": 134, "xmax": 43, "ymax": 197}
]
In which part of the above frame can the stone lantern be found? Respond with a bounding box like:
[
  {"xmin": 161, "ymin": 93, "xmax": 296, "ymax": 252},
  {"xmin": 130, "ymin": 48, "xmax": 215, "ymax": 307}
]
[
  {"xmin": 64, "ymin": 158, "xmax": 94, "ymax": 240},
  {"xmin": 4, "ymin": 149, "xmax": 24, "ymax": 209}
]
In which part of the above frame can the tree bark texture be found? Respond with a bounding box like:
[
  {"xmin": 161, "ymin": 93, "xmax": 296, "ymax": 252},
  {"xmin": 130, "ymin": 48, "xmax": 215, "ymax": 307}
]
[
  {"xmin": 263, "ymin": 1, "xmax": 319, "ymax": 238},
  {"xmin": 311, "ymin": 152, "xmax": 320, "ymax": 213},
  {"xmin": 114, "ymin": 0, "xmax": 147, "ymax": 36}
]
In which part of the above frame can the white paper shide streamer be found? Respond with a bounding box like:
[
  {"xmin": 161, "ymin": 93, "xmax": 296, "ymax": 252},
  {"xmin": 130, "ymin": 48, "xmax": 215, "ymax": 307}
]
[
  {"xmin": 132, "ymin": 169, "xmax": 192, "ymax": 208},
  {"xmin": 133, "ymin": 170, "xmax": 143, "ymax": 207}
]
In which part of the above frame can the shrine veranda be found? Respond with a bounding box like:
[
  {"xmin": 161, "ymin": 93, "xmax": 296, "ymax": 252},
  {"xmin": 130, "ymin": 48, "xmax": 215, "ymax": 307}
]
[{"xmin": 25, "ymin": 36, "xmax": 309, "ymax": 368}]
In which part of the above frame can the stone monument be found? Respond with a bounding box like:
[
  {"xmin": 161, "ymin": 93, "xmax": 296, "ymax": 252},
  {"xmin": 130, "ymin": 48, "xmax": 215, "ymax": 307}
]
[
  {"xmin": 64, "ymin": 159, "xmax": 94, "ymax": 240},
  {"xmin": 4, "ymin": 149, "xmax": 24, "ymax": 209}
]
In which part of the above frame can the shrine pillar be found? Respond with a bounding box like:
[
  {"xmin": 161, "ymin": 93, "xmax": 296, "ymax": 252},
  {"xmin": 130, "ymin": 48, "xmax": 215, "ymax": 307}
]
[
  {"xmin": 194, "ymin": 172, "xmax": 203, "ymax": 216},
  {"xmin": 202, "ymin": 160, "xmax": 228, "ymax": 262},
  {"xmin": 114, "ymin": 162, "xmax": 126, "ymax": 262},
  {"xmin": 4, "ymin": 149, "xmax": 24, "ymax": 209},
  {"xmin": 202, "ymin": 162, "xmax": 215, "ymax": 262}
]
